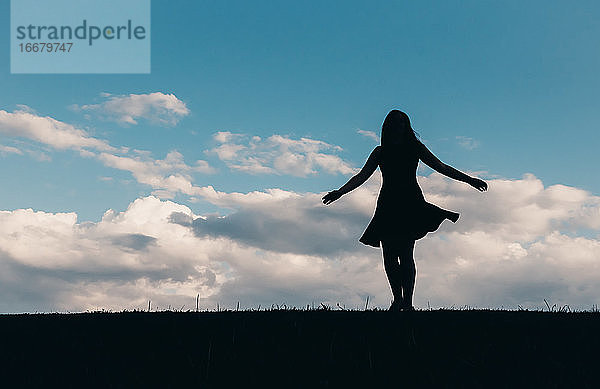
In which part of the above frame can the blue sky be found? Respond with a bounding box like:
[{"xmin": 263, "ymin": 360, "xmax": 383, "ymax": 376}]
[
  {"xmin": 1, "ymin": 0, "xmax": 599, "ymax": 220},
  {"xmin": 1, "ymin": 1, "xmax": 600, "ymax": 312}
]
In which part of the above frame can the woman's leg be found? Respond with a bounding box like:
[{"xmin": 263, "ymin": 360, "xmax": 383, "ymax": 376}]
[
  {"xmin": 381, "ymin": 241, "xmax": 402, "ymax": 306},
  {"xmin": 398, "ymin": 239, "xmax": 416, "ymax": 308}
]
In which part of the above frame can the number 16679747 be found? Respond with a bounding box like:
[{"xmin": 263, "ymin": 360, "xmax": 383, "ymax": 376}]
[{"xmin": 19, "ymin": 42, "xmax": 73, "ymax": 53}]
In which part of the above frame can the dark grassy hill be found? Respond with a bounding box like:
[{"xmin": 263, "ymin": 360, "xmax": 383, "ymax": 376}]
[{"xmin": 1, "ymin": 309, "xmax": 598, "ymax": 388}]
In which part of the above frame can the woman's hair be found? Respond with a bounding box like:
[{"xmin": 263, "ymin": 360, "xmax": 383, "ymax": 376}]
[{"xmin": 381, "ymin": 110, "xmax": 420, "ymax": 148}]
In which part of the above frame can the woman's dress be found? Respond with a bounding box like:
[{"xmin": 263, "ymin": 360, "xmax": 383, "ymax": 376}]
[{"xmin": 359, "ymin": 145, "xmax": 459, "ymax": 247}]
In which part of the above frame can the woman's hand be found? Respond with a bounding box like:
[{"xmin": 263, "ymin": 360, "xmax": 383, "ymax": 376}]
[
  {"xmin": 469, "ymin": 177, "xmax": 488, "ymax": 192},
  {"xmin": 322, "ymin": 190, "xmax": 342, "ymax": 205}
]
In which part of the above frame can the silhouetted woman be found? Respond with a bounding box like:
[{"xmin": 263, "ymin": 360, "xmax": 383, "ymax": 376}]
[{"xmin": 322, "ymin": 110, "xmax": 487, "ymax": 311}]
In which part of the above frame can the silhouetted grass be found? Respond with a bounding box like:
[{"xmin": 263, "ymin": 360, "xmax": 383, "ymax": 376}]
[{"xmin": 1, "ymin": 308, "xmax": 598, "ymax": 388}]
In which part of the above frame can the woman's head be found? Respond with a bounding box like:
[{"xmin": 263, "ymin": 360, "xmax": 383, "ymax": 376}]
[{"xmin": 381, "ymin": 110, "xmax": 419, "ymax": 147}]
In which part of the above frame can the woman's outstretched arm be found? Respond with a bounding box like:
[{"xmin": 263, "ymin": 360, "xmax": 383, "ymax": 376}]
[
  {"xmin": 418, "ymin": 142, "xmax": 487, "ymax": 192},
  {"xmin": 322, "ymin": 146, "xmax": 382, "ymax": 205}
]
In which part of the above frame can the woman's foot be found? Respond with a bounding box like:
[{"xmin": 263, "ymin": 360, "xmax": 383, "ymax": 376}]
[
  {"xmin": 388, "ymin": 300, "xmax": 402, "ymax": 312},
  {"xmin": 399, "ymin": 300, "xmax": 415, "ymax": 311}
]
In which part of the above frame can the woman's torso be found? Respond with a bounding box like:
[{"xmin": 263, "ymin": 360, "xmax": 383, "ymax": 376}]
[{"xmin": 377, "ymin": 146, "xmax": 425, "ymax": 205}]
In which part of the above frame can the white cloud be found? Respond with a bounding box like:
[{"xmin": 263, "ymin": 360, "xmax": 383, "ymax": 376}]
[
  {"xmin": 183, "ymin": 172, "xmax": 600, "ymax": 310},
  {"xmin": 74, "ymin": 92, "xmax": 190, "ymax": 125},
  {"xmin": 208, "ymin": 131, "xmax": 356, "ymax": 176},
  {"xmin": 0, "ymin": 106, "xmax": 215, "ymax": 198},
  {"xmin": 0, "ymin": 108, "xmax": 115, "ymax": 151},
  {"xmin": 97, "ymin": 150, "xmax": 216, "ymax": 198},
  {"xmin": 1, "ymin": 173, "xmax": 599, "ymax": 313},
  {"xmin": 357, "ymin": 129, "xmax": 380, "ymax": 143},
  {"xmin": 0, "ymin": 141, "xmax": 52, "ymax": 162},
  {"xmin": 0, "ymin": 197, "xmax": 224, "ymax": 312},
  {"xmin": 0, "ymin": 106, "xmax": 351, "ymax": 200},
  {"xmin": 419, "ymin": 173, "xmax": 600, "ymax": 241},
  {"xmin": 0, "ymin": 144, "xmax": 23, "ymax": 155},
  {"xmin": 456, "ymin": 135, "xmax": 480, "ymax": 150},
  {"xmin": 25, "ymin": 149, "xmax": 52, "ymax": 162}
]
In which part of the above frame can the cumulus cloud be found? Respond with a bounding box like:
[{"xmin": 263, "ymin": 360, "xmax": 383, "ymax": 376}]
[
  {"xmin": 0, "ymin": 108, "xmax": 115, "ymax": 151},
  {"xmin": 357, "ymin": 129, "xmax": 380, "ymax": 143},
  {"xmin": 208, "ymin": 131, "xmax": 356, "ymax": 176},
  {"xmin": 97, "ymin": 150, "xmax": 215, "ymax": 198},
  {"xmin": 0, "ymin": 197, "xmax": 222, "ymax": 312},
  {"xmin": 0, "ymin": 195, "xmax": 380, "ymax": 313},
  {"xmin": 1, "ymin": 173, "xmax": 599, "ymax": 313},
  {"xmin": 179, "ymin": 172, "xmax": 600, "ymax": 311},
  {"xmin": 73, "ymin": 92, "xmax": 190, "ymax": 125},
  {"xmin": 181, "ymin": 178, "xmax": 379, "ymax": 256}
]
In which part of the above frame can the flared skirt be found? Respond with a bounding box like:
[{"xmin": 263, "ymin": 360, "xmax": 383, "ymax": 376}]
[{"xmin": 359, "ymin": 200, "xmax": 459, "ymax": 247}]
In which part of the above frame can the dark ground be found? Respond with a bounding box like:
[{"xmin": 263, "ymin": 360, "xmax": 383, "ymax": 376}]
[{"xmin": 1, "ymin": 309, "xmax": 598, "ymax": 388}]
